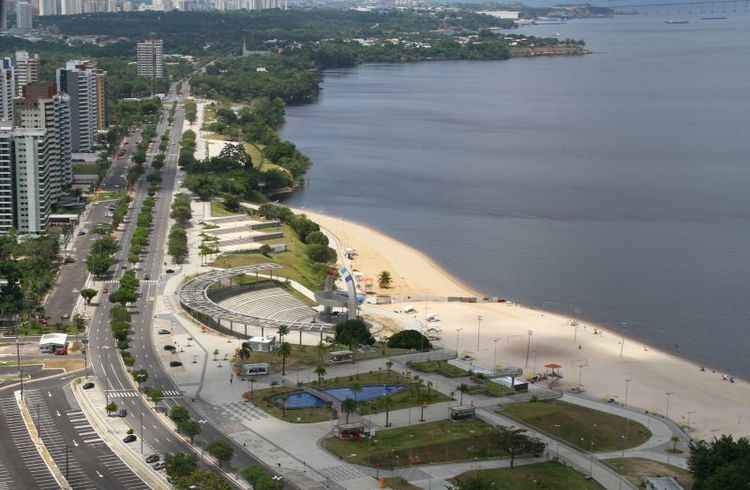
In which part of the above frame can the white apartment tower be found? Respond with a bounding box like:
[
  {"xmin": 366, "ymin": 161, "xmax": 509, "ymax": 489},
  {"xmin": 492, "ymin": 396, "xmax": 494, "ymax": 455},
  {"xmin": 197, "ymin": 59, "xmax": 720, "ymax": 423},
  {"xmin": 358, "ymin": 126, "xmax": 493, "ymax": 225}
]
[
  {"xmin": 0, "ymin": 124, "xmax": 52, "ymax": 235},
  {"xmin": 16, "ymin": 1, "xmax": 33, "ymax": 31},
  {"xmin": 14, "ymin": 51, "xmax": 40, "ymax": 94},
  {"xmin": 136, "ymin": 39, "xmax": 164, "ymax": 79},
  {"xmin": 39, "ymin": 0, "xmax": 59, "ymax": 15},
  {"xmin": 15, "ymin": 82, "xmax": 73, "ymax": 203},
  {"xmin": 56, "ymin": 60, "xmax": 100, "ymax": 153}
]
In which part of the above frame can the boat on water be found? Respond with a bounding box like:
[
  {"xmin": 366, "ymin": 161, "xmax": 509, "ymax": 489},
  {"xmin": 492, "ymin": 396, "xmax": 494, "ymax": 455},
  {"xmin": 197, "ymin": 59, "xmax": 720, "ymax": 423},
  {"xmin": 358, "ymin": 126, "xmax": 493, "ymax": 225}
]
[
  {"xmin": 664, "ymin": 19, "xmax": 690, "ymax": 24},
  {"xmin": 701, "ymin": 16, "xmax": 728, "ymax": 20},
  {"xmin": 533, "ymin": 17, "xmax": 568, "ymax": 25}
]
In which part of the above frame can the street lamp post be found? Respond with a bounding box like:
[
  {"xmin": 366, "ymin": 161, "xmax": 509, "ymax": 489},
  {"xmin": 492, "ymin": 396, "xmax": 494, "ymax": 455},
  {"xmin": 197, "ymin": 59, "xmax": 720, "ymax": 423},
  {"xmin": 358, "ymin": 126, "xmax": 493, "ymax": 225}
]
[
  {"xmin": 492, "ymin": 338, "xmax": 500, "ymax": 374},
  {"xmin": 475, "ymin": 316, "xmax": 482, "ymax": 352},
  {"xmin": 624, "ymin": 378, "xmax": 631, "ymax": 407},
  {"xmin": 16, "ymin": 339, "xmax": 23, "ymax": 400},
  {"xmin": 524, "ymin": 330, "xmax": 533, "ymax": 369},
  {"xmin": 140, "ymin": 411, "xmax": 144, "ymax": 455},
  {"xmin": 455, "ymin": 328, "xmax": 463, "ymax": 357},
  {"xmin": 665, "ymin": 392, "xmax": 674, "ymax": 419}
]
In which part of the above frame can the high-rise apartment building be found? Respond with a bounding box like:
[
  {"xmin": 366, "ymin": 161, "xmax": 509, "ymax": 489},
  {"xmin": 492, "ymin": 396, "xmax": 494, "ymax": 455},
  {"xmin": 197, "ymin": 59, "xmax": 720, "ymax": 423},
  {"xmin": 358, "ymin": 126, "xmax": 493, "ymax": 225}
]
[
  {"xmin": 0, "ymin": 124, "xmax": 52, "ymax": 235},
  {"xmin": 56, "ymin": 60, "xmax": 106, "ymax": 153},
  {"xmin": 39, "ymin": 0, "xmax": 60, "ymax": 16},
  {"xmin": 0, "ymin": 0, "xmax": 8, "ymax": 33},
  {"xmin": 61, "ymin": 0, "xmax": 83, "ymax": 15},
  {"xmin": 0, "ymin": 124, "xmax": 14, "ymax": 234},
  {"xmin": 16, "ymin": 1, "xmax": 33, "ymax": 31},
  {"xmin": 15, "ymin": 82, "xmax": 73, "ymax": 203},
  {"xmin": 0, "ymin": 58, "xmax": 14, "ymax": 123},
  {"xmin": 136, "ymin": 39, "xmax": 165, "ymax": 80},
  {"xmin": 14, "ymin": 51, "xmax": 40, "ymax": 94}
]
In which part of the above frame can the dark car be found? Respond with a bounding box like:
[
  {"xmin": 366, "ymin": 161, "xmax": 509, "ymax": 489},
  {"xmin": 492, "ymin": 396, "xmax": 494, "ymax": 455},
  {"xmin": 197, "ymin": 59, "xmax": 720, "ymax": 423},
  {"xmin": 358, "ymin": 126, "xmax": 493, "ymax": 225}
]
[
  {"xmin": 158, "ymin": 329, "xmax": 170, "ymax": 335},
  {"xmin": 169, "ymin": 361, "xmax": 183, "ymax": 367},
  {"xmin": 82, "ymin": 382, "xmax": 95, "ymax": 390},
  {"xmin": 77, "ymin": 230, "xmax": 86, "ymax": 236},
  {"xmin": 145, "ymin": 454, "xmax": 160, "ymax": 464},
  {"xmin": 165, "ymin": 269, "xmax": 175, "ymax": 274},
  {"xmin": 152, "ymin": 462, "xmax": 166, "ymax": 471},
  {"xmin": 123, "ymin": 435, "xmax": 137, "ymax": 443},
  {"xmin": 144, "ymin": 274, "xmax": 150, "ymax": 280},
  {"xmin": 163, "ymin": 345, "xmax": 176, "ymax": 351}
]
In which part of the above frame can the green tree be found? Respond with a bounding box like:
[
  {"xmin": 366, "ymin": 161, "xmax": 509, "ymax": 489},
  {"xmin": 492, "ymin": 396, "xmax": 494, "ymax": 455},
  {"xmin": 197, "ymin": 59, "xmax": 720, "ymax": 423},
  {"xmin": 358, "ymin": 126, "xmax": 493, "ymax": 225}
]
[
  {"xmin": 169, "ymin": 405, "xmax": 191, "ymax": 424},
  {"xmin": 689, "ymin": 435, "xmax": 750, "ymax": 489},
  {"xmin": 207, "ymin": 439, "xmax": 234, "ymax": 467},
  {"xmin": 314, "ymin": 365, "xmax": 326, "ymax": 385},
  {"xmin": 147, "ymin": 388, "xmax": 163, "ymax": 407},
  {"xmin": 457, "ymin": 383, "xmax": 469, "ymax": 406},
  {"xmin": 342, "ymin": 398, "xmax": 357, "ymax": 424},
  {"xmin": 223, "ymin": 194, "xmax": 241, "ymax": 212},
  {"xmin": 178, "ymin": 419, "xmax": 201, "ymax": 443},
  {"xmin": 106, "ymin": 402, "xmax": 118, "ymax": 415},
  {"xmin": 165, "ymin": 452, "xmax": 198, "ymax": 480},
  {"xmin": 80, "ymin": 288, "xmax": 98, "ymax": 305},
  {"xmin": 277, "ymin": 325, "xmax": 289, "ymax": 342},
  {"xmin": 86, "ymin": 252, "xmax": 114, "ymax": 278},
  {"xmin": 133, "ymin": 369, "xmax": 148, "ymax": 387},
  {"xmin": 277, "ymin": 341, "xmax": 291, "ymax": 376},
  {"xmin": 334, "ymin": 319, "xmax": 374, "ymax": 349},
  {"xmin": 383, "ymin": 396, "xmax": 394, "ymax": 428},
  {"xmin": 387, "ymin": 329, "xmax": 431, "ymax": 351},
  {"xmin": 378, "ymin": 271, "xmax": 392, "ymax": 289},
  {"xmin": 496, "ymin": 426, "xmax": 545, "ymax": 469}
]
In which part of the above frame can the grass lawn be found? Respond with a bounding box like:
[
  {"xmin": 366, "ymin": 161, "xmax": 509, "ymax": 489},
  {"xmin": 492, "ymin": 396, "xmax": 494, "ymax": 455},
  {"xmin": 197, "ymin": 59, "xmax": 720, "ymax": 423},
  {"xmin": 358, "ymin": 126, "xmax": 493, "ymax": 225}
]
[
  {"xmin": 212, "ymin": 224, "xmax": 329, "ymax": 290},
  {"xmin": 315, "ymin": 370, "xmax": 451, "ymax": 416},
  {"xmin": 606, "ymin": 458, "xmax": 693, "ymax": 489},
  {"xmin": 323, "ymin": 419, "xmax": 508, "ymax": 467},
  {"xmin": 247, "ymin": 386, "xmax": 334, "ymax": 423},
  {"xmin": 463, "ymin": 377, "xmax": 515, "ymax": 398},
  {"xmin": 502, "ymin": 401, "xmax": 651, "ymax": 452},
  {"xmin": 451, "ymin": 462, "xmax": 604, "ymax": 490},
  {"xmin": 211, "ymin": 200, "xmax": 240, "ymax": 217},
  {"xmin": 73, "ymin": 163, "xmax": 99, "ymax": 174},
  {"xmin": 382, "ymin": 477, "xmax": 420, "ymax": 490},
  {"xmin": 241, "ymin": 343, "xmax": 330, "ymax": 371},
  {"xmin": 409, "ymin": 360, "xmax": 468, "ymax": 378},
  {"xmin": 244, "ymin": 143, "xmax": 291, "ymax": 175},
  {"xmin": 89, "ymin": 190, "xmax": 125, "ymax": 203}
]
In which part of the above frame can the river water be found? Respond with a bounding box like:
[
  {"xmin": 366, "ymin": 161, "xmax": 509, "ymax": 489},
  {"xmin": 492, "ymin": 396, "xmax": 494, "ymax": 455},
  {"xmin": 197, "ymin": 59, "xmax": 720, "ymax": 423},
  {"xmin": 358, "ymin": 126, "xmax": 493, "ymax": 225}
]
[{"xmin": 282, "ymin": 15, "xmax": 750, "ymax": 376}]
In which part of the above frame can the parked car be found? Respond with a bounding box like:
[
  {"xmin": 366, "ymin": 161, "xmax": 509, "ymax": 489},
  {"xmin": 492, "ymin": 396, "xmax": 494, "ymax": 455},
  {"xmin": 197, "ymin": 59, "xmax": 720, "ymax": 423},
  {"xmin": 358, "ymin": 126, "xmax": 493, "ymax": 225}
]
[
  {"xmin": 109, "ymin": 409, "xmax": 127, "ymax": 418},
  {"xmin": 152, "ymin": 462, "xmax": 166, "ymax": 471},
  {"xmin": 158, "ymin": 329, "xmax": 170, "ymax": 335},
  {"xmin": 145, "ymin": 454, "xmax": 160, "ymax": 464},
  {"xmin": 77, "ymin": 230, "xmax": 86, "ymax": 236},
  {"xmin": 165, "ymin": 269, "xmax": 175, "ymax": 274},
  {"xmin": 144, "ymin": 274, "xmax": 150, "ymax": 280},
  {"xmin": 82, "ymin": 382, "xmax": 95, "ymax": 390},
  {"xmin": 123, "ymin": 435, "xmax": 137, "ymax": 443},
  {"xmin": 163, "ymin": 345, "xmax": 176, "ymax": 352},
  {"xmin": 169, "ymin": 361, "xmax": 183, "ymax": 367}
]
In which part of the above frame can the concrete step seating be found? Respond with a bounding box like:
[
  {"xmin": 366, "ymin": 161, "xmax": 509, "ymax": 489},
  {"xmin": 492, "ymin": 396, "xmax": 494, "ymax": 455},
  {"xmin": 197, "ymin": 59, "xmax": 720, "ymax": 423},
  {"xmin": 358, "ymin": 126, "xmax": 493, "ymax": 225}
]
[{"xmin": 217, "ymin": 288, "xmax": 317, "ymax": 325}]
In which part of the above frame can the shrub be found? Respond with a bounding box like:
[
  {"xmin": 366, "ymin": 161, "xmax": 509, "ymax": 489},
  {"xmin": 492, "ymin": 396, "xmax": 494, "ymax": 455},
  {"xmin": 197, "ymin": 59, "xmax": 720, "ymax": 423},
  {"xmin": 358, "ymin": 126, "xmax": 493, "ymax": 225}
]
[{"xmin": 387, "ymin": 330, "xmax": 432, "ymax": 351}]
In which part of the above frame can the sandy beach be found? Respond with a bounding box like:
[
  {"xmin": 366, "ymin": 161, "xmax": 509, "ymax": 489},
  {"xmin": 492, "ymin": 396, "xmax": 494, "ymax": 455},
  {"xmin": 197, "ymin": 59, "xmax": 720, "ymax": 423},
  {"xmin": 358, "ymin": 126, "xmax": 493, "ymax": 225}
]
[{"xmin": 299, "ymin": 208, "xmax": 750, "ymax": 441}]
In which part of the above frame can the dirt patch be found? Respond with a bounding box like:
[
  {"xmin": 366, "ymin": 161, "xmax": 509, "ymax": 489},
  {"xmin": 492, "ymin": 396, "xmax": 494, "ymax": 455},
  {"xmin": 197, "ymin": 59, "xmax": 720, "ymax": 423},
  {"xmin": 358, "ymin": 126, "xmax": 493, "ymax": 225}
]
[{"xmin": 43, "ymin": 359, "xmax": 85, "ymax": 372}]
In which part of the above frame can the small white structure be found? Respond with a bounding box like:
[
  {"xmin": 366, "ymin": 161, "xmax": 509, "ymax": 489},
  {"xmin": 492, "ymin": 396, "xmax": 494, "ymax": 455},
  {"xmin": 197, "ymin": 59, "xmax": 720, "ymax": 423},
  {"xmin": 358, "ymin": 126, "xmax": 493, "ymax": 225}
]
[
  {"xmin": 242, "ymin": 336, "xmax": 276, "ymax": 353},
  {"xmin": 39, "ymin": 333, "xmax": 68, "ymax": 353},
  {"xmin": 256, "ymin": 66, "xmax": 268, "ymax": 72}
]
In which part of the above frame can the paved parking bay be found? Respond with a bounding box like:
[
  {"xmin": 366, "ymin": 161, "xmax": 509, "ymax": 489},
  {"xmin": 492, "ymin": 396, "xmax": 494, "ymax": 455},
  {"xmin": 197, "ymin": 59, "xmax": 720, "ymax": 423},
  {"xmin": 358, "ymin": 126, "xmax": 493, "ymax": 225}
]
[
  {"xmin": 22, "ymin": 387, "xmax": 150, "ymax": 490},
  {"xmin": 0, "ymin": 395, "xmax": 59, "ymax": 490}
]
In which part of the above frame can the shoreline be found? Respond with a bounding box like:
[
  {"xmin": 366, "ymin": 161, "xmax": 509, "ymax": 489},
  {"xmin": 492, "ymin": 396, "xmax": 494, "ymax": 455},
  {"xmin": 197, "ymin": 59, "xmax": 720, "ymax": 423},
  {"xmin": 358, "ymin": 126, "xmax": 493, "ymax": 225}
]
[{"xmin": 294, "ymin": 205, "xmax": 750, "ymax": 440}]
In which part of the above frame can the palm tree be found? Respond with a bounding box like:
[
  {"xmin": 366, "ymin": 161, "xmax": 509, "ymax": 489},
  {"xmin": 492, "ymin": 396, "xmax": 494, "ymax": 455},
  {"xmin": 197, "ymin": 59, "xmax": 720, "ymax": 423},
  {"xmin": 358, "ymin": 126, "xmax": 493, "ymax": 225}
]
[
  {"xmin": 316, "ymin": 340, "xmax": 329, "ymax": 363},
  {"xmin": 351, "ymin": 383, "xmax": 363, "ymax": 404},
  {"xmin": 342, "ymin": 398, "xmax": 357, "ymax": 424},
  {"xmin": 314, "ymin": 365, "xmax": 327, "ymax": 385},
  {"xmin": 277, "ymin": 325, "xmax": 289, "ymax": 343},
  {"xmin": 670, "ymin": 436, "xmax": 680, "ymax": 453},
  {"xmin": 278, "ymin": 342, "xmax": 292, "ymax": 376},
  {"xmin": 457, "ymin": 383, "xmax": 469, "ymax": 406},
  {"xmin": 426, "ymin": 381, "xmax": 434, "ymax": 398},
  {"xmin": 378, "ymin": 271, "xmax": 392, "ymax": 289},
  {"xmin": 383, "ymin": 397, "xmax": 394, "ymax": 428}
]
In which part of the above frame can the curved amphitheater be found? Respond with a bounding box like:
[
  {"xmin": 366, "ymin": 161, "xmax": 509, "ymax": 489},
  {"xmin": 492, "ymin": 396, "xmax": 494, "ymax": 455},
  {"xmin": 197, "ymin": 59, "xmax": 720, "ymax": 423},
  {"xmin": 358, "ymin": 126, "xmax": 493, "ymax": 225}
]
[{"xmin": 178, "ymin": 264, "xmax": 333, "ymax": 337}]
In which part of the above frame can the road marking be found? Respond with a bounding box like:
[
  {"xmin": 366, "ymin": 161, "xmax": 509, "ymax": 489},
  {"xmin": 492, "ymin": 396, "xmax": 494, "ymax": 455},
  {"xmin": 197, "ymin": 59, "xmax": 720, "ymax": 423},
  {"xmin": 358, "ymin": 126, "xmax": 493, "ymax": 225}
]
[
  {"xmin": 72, "ymin": 440, "xmax": 78, "ymax": 447},
  {"xmin": 55, "ymin": 410, "xmax": 60, "ymax": 417},
  {"xmin": 95, "ymin": 471, "xmax": 103, "ymax": 478}
]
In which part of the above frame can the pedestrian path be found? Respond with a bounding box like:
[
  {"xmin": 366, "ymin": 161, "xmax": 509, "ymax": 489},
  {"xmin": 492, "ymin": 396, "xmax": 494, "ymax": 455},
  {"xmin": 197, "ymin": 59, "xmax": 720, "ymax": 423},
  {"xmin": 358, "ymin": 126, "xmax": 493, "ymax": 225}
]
[{"xmin": 106, "ymin": 389, "xmax": 182, "ymax": 399}]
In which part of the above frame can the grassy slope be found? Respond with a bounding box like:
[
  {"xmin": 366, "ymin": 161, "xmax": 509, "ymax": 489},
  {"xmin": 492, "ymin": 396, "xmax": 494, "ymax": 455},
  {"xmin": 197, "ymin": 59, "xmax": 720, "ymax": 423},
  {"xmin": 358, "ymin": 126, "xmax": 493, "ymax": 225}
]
[
  {"xmin": 323, "ymin": 418, "xmax": 508, "ymax": 467},
  {"xmin": 606, "ymin": 458, "xmax": 694, "ymax": 489},
  {"xmin": 452, "ymin": 462, "xmax": 604, "ymax": 490},
  {"xmin": 502, "ymin": 400, "xmax": 651, "ymax": 452},
  {"xmin": 212, "ymin": 224, "xmax": 328, "ymax": 290}
]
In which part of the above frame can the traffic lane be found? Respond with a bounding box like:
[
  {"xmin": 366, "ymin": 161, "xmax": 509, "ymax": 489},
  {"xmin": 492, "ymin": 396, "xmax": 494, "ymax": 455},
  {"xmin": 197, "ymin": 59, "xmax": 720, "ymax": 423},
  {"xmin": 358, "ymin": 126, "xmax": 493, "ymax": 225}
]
[{"xmin": 45, "ymin": 202, "xmax": 110, "ymax": 322}]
